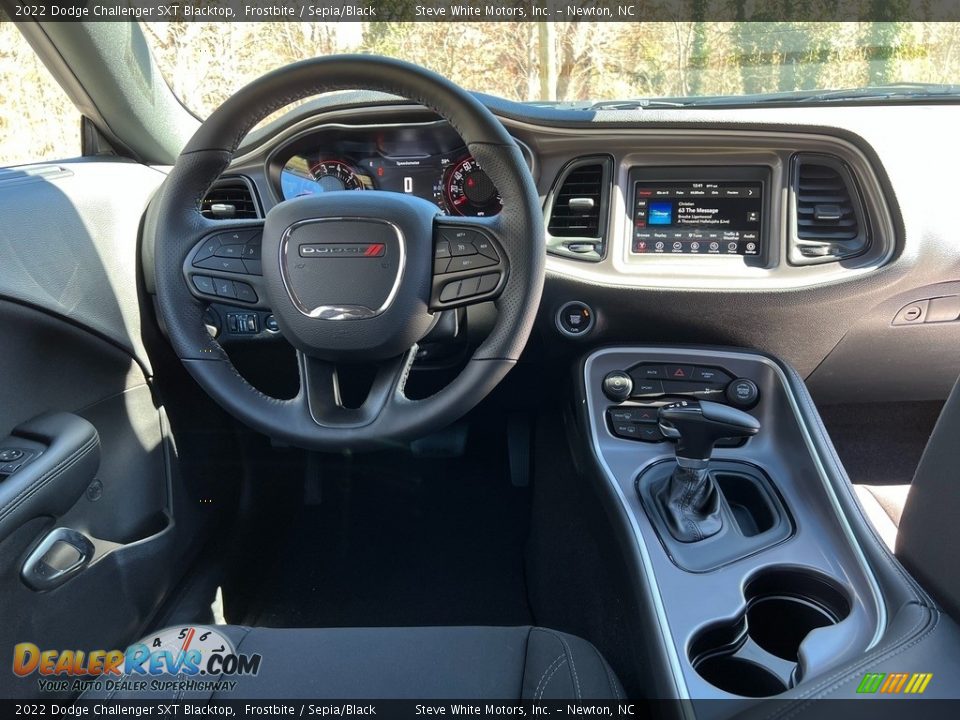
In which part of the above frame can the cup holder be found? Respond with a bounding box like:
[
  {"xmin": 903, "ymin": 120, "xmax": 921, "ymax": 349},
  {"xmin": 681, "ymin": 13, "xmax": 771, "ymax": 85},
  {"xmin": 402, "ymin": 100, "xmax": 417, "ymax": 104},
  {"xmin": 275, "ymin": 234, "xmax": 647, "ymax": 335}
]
[{"xmin": 690, "ymin": 568, "xmax": 851, "ymax": 696}]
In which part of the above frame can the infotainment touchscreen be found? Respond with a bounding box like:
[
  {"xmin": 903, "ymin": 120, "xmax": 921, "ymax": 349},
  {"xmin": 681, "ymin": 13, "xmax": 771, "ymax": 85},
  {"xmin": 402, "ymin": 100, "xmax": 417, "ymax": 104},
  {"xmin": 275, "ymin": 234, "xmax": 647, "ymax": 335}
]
[{"xmin": 632, "ymin": 181, "xmax": 762, "ymax": 256}]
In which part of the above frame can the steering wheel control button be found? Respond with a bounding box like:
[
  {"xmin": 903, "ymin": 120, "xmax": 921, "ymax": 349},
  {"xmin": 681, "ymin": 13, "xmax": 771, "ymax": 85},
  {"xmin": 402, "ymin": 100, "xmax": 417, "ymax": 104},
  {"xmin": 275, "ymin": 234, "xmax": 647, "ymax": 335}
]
[
  {"xmin": 214, "ymin": 278, "xmax": 237, "ymax": 299},
  {"xmin": 194, "ymin": 238, "xmax": 222, "ymax": 262},
  {"xmin": 726, "ymin": 378, "xmax": 760, "ymax": 408},
  {"xmin": 476, "ymin": 273, "xmax": 500, "ymax": 294},
  {"xmin": 602, "ymin": 371, "xmax": 634, "ymax": 401},
  {"xmin": 215, "ymin": 244, "xmax": 245, "ymax": 258},
  {"xmin": 439, "ymin": 281, "xmax": 461, "ymax": 302},
  {"xmin": 556, "ymin": 301, "xmax": 595, "ymax": 337},
  {"xmin": 192, "ymin": 275, "xmax": 216, "ymax": 295},
  {"xmin": 449, "ymin": 254, "xmax": 497, "ymax": 272},
  {"xmin": 242, "ymin": 259, "xmax": 262, "ymax": 275},
  {"xmin": 195, "ymin": 256, "xmax": 246, "ymax": 273},
  {"xmin": 234, "ymin": 282, "xmax": 258, "ymax": 304},
  {"xmin": 433, "ymin": 257, "xmax": 451, "ymax": 274},
  {"xmin": 434, "ymin": 241, "xmax": 452, "ymax": 259}
]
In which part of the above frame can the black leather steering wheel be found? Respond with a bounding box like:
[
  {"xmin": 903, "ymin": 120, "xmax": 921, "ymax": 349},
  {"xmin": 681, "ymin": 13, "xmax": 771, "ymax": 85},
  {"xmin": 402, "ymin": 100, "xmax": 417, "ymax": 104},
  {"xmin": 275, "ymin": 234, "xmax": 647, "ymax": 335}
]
[{"xmin": 149, "ymin": 56, "xmax": 544, "ymax": 450}]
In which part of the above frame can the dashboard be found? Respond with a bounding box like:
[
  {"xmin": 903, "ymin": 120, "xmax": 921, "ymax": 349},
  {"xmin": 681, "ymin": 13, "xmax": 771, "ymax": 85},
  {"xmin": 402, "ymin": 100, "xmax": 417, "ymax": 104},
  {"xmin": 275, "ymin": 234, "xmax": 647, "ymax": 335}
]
[{"xmin": 199, "ymin": 97, "xmax": 960, "ymax": 407}]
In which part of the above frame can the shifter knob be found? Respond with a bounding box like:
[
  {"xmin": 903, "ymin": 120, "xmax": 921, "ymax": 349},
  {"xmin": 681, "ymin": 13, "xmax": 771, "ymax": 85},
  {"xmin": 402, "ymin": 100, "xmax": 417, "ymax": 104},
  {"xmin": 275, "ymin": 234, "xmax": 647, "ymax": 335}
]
[{"xmin": 658, "ymin": 400, "xmax": 760, "ymax": 469}]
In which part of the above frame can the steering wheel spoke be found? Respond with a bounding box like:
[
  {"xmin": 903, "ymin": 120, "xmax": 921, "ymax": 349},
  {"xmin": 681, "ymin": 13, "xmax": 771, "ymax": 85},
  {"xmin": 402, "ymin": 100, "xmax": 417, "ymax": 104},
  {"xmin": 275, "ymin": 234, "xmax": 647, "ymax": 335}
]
[
  {"xmin": 430, "ymin": 217, "xmax": 509, "ymax": 310},
  {"xmin": 297, "ymin": 348, "xmax": 417, "ymax": 429}
]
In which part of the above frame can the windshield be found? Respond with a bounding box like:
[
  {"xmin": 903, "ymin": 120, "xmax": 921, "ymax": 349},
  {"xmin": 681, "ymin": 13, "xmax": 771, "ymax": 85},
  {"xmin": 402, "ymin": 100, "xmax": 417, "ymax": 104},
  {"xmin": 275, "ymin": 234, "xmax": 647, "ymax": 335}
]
[{"xmin": 142, "ymin": 21, "xmax": 960, "ymax": 116}]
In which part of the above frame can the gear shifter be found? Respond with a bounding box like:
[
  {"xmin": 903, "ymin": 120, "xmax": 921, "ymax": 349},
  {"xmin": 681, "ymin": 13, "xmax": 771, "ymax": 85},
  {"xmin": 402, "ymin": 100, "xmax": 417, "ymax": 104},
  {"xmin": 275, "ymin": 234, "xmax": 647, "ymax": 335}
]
[{"xmin": 656, "ymin": 400, "xmax": 761, "ymax": 542}]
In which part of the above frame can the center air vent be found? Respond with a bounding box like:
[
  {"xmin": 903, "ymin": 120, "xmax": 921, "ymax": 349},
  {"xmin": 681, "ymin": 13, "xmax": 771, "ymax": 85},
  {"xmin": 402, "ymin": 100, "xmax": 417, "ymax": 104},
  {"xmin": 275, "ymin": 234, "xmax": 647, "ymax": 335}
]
[
  {"xmin": 201, "ymin": 177, "xmax": 261, "ymax": 220},
  {"xmin": 546, "ymin": 156, "xmax": 612, "ymax": 262},
  {"xmin": 790, "ymin": 155, "xmax": 869, "ymax": 265}
]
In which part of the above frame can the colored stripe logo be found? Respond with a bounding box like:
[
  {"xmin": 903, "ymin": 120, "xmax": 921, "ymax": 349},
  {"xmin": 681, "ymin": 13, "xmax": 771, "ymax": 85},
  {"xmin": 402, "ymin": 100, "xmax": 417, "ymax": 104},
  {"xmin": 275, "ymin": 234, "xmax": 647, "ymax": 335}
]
[{"xmin": 857, "ymin": 672, "xmax": 933, "ymax": 694}]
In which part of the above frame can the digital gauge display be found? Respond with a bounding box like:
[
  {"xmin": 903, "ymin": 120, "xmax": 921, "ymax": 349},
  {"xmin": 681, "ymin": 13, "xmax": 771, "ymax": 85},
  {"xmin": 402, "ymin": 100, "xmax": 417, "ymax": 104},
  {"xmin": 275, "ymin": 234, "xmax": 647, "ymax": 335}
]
[{"xmin": 274, "ymin": 125, "xmax": 506, "ymax": 217}]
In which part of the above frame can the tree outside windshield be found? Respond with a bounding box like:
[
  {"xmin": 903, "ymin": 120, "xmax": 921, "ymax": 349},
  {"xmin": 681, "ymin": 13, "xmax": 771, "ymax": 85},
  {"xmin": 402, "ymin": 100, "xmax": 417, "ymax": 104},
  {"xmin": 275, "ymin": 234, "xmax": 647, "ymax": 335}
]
[{"xmin": 141, "ymin": 22, "xmax": 960, "ymax": 116}]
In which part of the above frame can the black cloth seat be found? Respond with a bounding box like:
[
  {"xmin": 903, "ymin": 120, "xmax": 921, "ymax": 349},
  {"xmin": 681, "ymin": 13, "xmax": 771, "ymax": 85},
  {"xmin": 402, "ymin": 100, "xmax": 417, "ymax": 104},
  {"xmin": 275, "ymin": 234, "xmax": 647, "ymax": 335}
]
[{"xmin": 83, "ymin": 625, "xmax": 624, "ymax": 700}]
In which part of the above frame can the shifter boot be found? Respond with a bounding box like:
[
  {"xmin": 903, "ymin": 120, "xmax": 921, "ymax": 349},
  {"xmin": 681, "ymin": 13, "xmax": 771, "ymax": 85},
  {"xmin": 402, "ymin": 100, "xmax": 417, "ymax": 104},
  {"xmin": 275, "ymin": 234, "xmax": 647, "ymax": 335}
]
[{"xmin": 658, "ymin": 465, "xmax": 723, "ymax": 542}]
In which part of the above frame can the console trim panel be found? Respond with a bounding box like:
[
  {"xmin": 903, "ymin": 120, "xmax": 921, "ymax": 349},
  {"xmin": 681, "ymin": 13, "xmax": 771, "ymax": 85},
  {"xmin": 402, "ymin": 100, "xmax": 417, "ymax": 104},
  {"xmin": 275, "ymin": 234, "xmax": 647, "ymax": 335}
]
[{"xmin": 582, "ymin": 346, "xmax": 886, "ymax": 701}]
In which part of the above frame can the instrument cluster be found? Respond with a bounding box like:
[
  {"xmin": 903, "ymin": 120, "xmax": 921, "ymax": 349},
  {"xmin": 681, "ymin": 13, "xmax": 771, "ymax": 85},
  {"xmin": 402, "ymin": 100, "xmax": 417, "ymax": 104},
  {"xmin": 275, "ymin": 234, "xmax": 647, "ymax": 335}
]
[{"xmin": 269, "ymin": 121, "xmax": 526, "ymax": 217}]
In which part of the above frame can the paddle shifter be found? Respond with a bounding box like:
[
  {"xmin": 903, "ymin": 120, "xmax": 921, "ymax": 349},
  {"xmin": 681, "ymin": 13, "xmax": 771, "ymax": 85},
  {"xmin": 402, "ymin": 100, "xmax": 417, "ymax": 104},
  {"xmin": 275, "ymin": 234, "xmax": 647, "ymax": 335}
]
[{"xmin": 656, "ymin": 400, "xmax": 761, "ymax": 542}]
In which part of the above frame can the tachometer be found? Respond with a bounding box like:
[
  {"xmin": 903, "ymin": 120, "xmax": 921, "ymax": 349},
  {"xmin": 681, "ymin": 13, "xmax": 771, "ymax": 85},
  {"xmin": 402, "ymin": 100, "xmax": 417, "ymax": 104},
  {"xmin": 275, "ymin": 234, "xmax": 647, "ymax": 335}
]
[
  {"xmin": 310, "ymin": 159, "xmax": 368, "ymax": 192},
  {"xmin": 442, "ymin": 157, "xmax": 501, "ymax": 217}
]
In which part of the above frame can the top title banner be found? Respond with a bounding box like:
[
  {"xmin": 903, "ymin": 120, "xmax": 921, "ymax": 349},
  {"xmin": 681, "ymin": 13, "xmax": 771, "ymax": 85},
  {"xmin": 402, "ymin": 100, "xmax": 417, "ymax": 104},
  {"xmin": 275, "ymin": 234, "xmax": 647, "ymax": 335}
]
[{"xmin": 7, "ymin": 0, "xmax": 960, "ymax": 22}]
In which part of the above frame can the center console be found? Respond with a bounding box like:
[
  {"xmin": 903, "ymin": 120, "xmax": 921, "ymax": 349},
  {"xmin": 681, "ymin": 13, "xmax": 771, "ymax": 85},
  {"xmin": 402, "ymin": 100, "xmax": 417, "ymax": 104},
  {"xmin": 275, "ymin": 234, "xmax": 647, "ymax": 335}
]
[{"xmin": 580, "ymin": 346, "xmax": 885, "ymax": 707}]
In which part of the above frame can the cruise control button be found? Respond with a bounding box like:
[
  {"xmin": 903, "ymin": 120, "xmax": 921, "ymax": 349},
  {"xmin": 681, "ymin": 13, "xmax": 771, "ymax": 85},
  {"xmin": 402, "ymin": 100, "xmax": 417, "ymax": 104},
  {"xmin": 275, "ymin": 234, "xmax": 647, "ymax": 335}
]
[
  {"xmin": 234, "ymin": 282, "xmax": 258, "ymax": 304},
  {"xmin": 213, "ymin": 278, "xmax": 236, "ymax": 299},
  {"xmin": 434, "ymin": 241, "xmax": 452, "ymax": 259},
  {"xmin": 473, "ymin": 238, "xmax": 499, "ymax": 260},
  {"xmin": 450, "ymin": 240, "xmax": 477, "ymax": 257},
  {"xmin": 192, "ymin": 275, "xmax": 216, "ymax": 295},
  {"xmin": 241, "ymin": 242, "xmax": 261, "ymax": 260},
  {"xmin": 433, "ymin": 257, "xmax": 451, "ymax": 274},
  {"xmin": 448, "ymin": 254, "xmax": 497, "ymax": 272},
  {"xmin": 195, "ymin": 256, "xmax": 246, "ymax": 273}
]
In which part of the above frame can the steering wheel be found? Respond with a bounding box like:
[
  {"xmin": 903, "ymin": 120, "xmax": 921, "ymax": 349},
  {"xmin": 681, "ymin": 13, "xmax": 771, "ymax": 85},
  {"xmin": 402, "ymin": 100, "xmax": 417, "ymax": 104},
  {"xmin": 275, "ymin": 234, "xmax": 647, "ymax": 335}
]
[{"xmin": 149, "ymin": 56, "xmax": 545, "ymax": 451}]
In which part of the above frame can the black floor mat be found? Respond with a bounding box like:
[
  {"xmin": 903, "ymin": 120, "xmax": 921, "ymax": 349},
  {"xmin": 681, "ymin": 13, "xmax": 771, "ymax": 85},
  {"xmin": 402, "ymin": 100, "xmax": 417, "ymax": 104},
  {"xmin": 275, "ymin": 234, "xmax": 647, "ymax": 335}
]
[
  {"xmin": 238, "ymin": 428, "xmax": 533, "ymax": 629},
  {"xmin": 820, "ymin": 400, "xmax": 943, "ymax": 486}
]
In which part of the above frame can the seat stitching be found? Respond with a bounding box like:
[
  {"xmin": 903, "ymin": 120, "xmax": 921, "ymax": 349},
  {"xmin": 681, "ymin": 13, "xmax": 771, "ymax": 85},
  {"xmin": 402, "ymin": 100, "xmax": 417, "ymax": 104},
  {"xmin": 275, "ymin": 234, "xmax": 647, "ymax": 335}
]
[
  {"xmin": 537, "ymin": 628, "xmax": 582, "ymax": 700},
  {"xmin": 537, "ymin": 658, "xmax": 568, "ymax": 700},
  {"xmin": 533, "ymin": 654, "xmax": 566, "ymax": 700},
  {"xmin": 588, "ymin": 642, "xmax": 621, "ymax": 701},
  {"xmin": 210, "ymin": 627, "xmax": 252, "ymax": 701}
]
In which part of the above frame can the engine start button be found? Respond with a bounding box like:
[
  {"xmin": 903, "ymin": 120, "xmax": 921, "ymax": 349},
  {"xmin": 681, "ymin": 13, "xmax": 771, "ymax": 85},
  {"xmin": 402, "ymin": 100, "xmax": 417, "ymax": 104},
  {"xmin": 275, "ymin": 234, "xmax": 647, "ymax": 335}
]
[{"xmin": 556, "ymin": 301, "xmax": 595, "ymax": 337}]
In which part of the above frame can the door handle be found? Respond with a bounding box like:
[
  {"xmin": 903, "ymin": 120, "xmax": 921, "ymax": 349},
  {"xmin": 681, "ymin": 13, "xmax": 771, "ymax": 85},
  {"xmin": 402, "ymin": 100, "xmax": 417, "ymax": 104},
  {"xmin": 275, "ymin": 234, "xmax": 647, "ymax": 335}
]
[{"xmin": 21, "ymin": 527, "xmax": 95, "ymax": 591}]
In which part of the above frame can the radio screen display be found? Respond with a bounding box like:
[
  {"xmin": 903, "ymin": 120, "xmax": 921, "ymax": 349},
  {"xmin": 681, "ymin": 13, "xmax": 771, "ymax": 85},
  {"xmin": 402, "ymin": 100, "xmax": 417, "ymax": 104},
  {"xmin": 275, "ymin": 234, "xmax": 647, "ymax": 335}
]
[{"xmin": 632, "ymin": 181, "xmax": 762, "ymax": 256}]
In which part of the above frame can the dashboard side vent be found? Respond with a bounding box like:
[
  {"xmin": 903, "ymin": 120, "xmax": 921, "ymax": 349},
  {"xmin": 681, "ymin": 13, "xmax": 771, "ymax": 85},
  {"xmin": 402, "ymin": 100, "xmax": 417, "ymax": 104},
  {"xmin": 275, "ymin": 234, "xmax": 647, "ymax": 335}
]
[
  {"xmin": 789, "ymin": 154, "xmax": 869, "ymax": 264},
  {"xmin": 201, "ymin": 177, "xmax": 261, "ymax": 220},
  {"xmin": 545, "ymin": 156, "xmax": 612, "ymax": 262}
]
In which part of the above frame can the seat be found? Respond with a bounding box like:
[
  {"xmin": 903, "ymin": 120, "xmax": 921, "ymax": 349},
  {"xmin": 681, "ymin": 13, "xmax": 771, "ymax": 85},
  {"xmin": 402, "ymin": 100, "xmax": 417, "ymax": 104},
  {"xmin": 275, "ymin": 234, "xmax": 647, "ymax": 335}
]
[
  {"xmin": 82, "ymin": 625, "xmax": 624, "ymax": 700},
  {"xmin": 853, "ymin": 483, "xmax": 910, "ymax": 551}
]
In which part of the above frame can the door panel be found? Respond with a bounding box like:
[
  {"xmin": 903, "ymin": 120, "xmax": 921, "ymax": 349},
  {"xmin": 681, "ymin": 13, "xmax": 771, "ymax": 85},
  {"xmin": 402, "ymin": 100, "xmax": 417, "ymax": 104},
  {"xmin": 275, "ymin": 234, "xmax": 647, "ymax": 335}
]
[{"xmin": 0, "ymin": 160, "xmax": 180, "ymax": 698}]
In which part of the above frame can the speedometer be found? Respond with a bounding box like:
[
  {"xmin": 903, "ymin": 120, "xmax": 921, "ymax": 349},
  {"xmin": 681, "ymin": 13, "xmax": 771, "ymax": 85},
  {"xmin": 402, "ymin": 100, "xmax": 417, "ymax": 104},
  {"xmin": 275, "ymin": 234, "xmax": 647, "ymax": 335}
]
[
  {"xmin": 442, "ymin": 157, "xmax": 502, "ymax": 217},
  {"xmin": 310, "ymin": 159, "xmax": 367, "ymax": 192}
]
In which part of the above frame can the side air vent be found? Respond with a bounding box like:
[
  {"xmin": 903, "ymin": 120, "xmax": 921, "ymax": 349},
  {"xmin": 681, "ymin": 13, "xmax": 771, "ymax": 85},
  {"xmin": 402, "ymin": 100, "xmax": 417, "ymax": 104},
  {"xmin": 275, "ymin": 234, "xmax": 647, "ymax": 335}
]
[
  {"xmin": 789, "ymin": 154, "xmax": 869, "ymax": 265},
  {"xmin": 545, "ymin": 156, "xmax": 613, "ymax": 262},
  {"xmin": 201, "ymin": 177, "xmax": 261, "ymax": 220}
]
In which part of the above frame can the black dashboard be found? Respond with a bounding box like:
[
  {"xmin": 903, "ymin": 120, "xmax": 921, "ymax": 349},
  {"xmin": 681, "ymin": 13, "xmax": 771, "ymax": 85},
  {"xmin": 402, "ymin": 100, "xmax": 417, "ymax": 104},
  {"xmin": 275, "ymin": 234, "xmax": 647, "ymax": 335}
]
[{"xmin": 192, "ymin": 96, "xmax": 960, "ymax": 408}]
